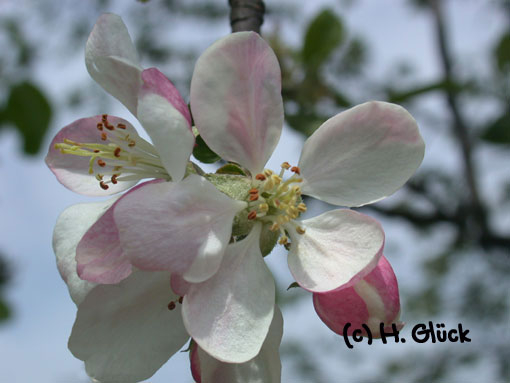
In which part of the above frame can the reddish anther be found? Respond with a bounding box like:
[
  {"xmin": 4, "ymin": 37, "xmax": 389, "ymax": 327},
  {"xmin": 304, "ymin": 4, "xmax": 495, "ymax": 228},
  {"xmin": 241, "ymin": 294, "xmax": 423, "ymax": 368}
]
[
  {"xmin": 114, "ymin": 147, "xmax": 121, "ymax": 157},
  {"xmin": 99, "ymin": 181, "xmax": 109, "ymax": 190},
  {"xmin": 168, "ymin": 301, "xmax": 176, "ymax": 310},
  {"xmin": 97, "ymin": 159, "xmax": 106, "ymax": 167},
  {"xmin": 96, "ymin": 123, "xmax": 103, "ymax": 131},
  {"xmin": 117, "ymin": 123, "xmax": 126, "ymax": 129},
  {"xmin": 249, "ymin": 188, "xmax": 259, "ymax": 194},
  {"xmin": 178, "ymin": 296, "xmax": 183, "ymax": 304},
  {"xmin": 100, "ymin": 132, "xmax": 107, "ymax": 141},
  {"xmin": 111, "ymin": 174, "xmax": 119, "ymax": 184},
  {"xmin": 291, "ymin": 166, "xmax": 301, "ymax": 175},
  {"xmin": 247, "ymin": 211, "xmax": 257, "ymax": 220},
  {"xmin": 249, "ymin": 194, "xmax": 259, "ymax": 201},
  {"xmin": 255, "ymin": 173, "xmax": 266, "ymax": 181}
]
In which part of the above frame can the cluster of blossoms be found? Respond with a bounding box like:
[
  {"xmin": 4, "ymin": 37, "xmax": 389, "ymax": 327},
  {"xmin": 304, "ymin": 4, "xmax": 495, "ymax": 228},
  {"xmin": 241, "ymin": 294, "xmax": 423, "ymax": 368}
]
[{"xmin": 47, "ymin": 14, "xmax": 424, "ymax": 383}]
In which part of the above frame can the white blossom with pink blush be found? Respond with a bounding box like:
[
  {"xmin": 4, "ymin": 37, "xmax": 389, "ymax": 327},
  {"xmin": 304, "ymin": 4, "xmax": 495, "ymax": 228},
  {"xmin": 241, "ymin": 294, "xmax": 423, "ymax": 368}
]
[{"xmin": 47, "ymin": 13, "xmax": 424, "ymax": 383}]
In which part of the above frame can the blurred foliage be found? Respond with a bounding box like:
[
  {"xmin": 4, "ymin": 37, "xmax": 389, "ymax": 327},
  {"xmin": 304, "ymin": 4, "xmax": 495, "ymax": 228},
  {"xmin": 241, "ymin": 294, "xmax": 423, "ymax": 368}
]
[{"xmin": 0, "ymin": 0, "xmax": 508, "ymax": 381}]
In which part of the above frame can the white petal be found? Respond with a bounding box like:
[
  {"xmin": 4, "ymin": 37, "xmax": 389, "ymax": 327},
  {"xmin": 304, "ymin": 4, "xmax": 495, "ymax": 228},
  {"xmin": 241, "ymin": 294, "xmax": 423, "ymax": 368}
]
[
  {"xmin": 137, "ymin": 92, "xmax": 194, "ymax": 182},
  {"xmin": 299, "ymin": 101, "xmax": 425, "ymax": 207},
  {"xmin": 68, "ymin": 271, "xmax": 189, "ymax": 383},
  {"xmin": 286, "ymin": 209, "xmax": 384, "ymax": 292},
  {"xmin": 86, "ymin": 14, "xmax": 143, "ymax": 116},
  {"xmin": 53, "ymin": 199, "xmax": 119, "ymax": 305},
  {"xmin": 114, "ymin": 174, "xmax": 247, "ymax": 283},
  {"xmin": 182, "ymin": 224, "xmax": 275, "ymax": 363},
  {"xmin": 196, "ymin": 306, "xmax": 283, "ymax": 383},
  {"xmin": 190, "ymin": 32, "xmax": 283, "ymax": 174}
]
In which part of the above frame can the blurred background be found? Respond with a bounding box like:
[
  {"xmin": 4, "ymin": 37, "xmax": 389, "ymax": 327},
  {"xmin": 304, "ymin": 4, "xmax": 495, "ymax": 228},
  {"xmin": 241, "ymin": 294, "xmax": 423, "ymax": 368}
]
[{"xmin": 0, "ymin": 0, "xmax": 509, "ymax": 382}]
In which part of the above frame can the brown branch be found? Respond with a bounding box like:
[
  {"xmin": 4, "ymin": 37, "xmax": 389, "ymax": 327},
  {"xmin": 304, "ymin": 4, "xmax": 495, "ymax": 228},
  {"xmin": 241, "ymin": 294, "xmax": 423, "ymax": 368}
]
[
  {"xmin": 428, "ymin": 0, "xmax": 487, "ymax": 231},
  {"xmin": 229, "ymin": 0, "xmax": 265, "ymax": 33}
]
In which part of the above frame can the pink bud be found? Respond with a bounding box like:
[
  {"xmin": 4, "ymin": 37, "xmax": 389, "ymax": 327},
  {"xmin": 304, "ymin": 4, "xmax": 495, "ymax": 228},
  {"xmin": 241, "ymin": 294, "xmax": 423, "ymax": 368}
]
[
  {"xmin": 189, "ymin": 342, "xmax": 202, "ymax": 383},
  {"xmin": 313, "ymin": 255, "xmax": 403, "ymax": 338}
]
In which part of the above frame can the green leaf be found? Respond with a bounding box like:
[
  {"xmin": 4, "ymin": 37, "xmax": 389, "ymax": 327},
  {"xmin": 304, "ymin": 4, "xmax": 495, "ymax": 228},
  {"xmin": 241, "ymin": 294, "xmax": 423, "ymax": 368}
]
[
  {"xmin": 216, "ymin": 163, "xmax": 247, "ymax": 176},
  {"xmin": 481, "ymin": 113, "xmax": 510, "ymax": 144},
  {"xmin": 192, "ymin": 134, "xmax": 221, "ymax": 163},
  {"xmin": 494, "ymin": 32, "xmax": 510, "ymax": 72},
  {"xmin": 302, "ymin": 9, "xmax": 344, "ymax": 70},
  {"xmin": 2, "ymin": 82, "xmax": 52, "ymax": 155},
  {"xmin": 0, "ymin": 299, "xmax": 10, "ymax": 321},
  {"xmin": 285, "ymin": 112, "xmax": 325, "ymax": 137}
]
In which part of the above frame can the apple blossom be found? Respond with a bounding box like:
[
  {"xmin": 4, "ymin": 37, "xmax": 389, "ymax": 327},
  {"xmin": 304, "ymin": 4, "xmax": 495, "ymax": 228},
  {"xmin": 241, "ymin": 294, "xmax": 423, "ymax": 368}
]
[{"xmin": 47, "ymin": 12, "xmax": 425, "ymax": 383}]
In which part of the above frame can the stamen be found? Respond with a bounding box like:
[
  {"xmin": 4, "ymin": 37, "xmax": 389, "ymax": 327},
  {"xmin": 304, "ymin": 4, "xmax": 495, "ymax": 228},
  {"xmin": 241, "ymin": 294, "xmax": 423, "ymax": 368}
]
[
  {"xmin": 247, "ymin": 211, "xmax": 257, "ymax": 220},
  {"xmin": 291, "ymin": 166, "xmax": 301, "ymax": 175},
  {"xmin": 167, "ymin": 301, "xmax": 176, "ymax": 310},
  {"xmin": 278, "ymin": 235, "xmax": 288, "ymax": 245},
  {"xmin": 255, "ymin": 173, "xmax": 266, "ymax": 181},
  {"xmin": 114, "ymin": 147, "xmax": 121, "ymax": 157},
  {"xmin": 178, "ymin": 296, "xmax": 183, "ymax": 304},
  {"xmin": 111, "ymin": 174, "xmax": 119, "ymax": 184},
  {"xmin": 249, "ymin": 194, "xmax": 259, "ymax": 201},
  {"xmin": 101, "ymin": 132, "xmax": 107, "ymax": 141},
  {"xmin": 117, "ymin": 123, "xmax": 126, "ymax": 130},
  {"xmin": 96, "ymin": 123, "xmax": 103, "ymax": 131},
  {"xmin": 281, "ymin": 162, "xmax": 291, "ymax": 170},
  {"xmin": 296, "ymin": 226, "xmax": 306, "ymax": 235},
  {"xmin": 97, "ymin": 159, "xmax": 106, "ymax": 167},
  {"xmin": 249, "ymin": 188, "xmax": 259, "ymax": 195},
  {"xmin": 99, "ymin": 181, "xmax": 109, "ymax": 190}
]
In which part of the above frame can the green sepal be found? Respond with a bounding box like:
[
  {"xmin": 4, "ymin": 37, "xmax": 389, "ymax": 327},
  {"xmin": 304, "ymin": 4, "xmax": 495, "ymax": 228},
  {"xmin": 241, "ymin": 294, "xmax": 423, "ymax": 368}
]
[
  {"xmin": 216, "ymin": 163, "xmax": 247, "ymax": 176},
  {"xmin": 287, "ymin": 282, "xmax": 300, "ymax": 290}
]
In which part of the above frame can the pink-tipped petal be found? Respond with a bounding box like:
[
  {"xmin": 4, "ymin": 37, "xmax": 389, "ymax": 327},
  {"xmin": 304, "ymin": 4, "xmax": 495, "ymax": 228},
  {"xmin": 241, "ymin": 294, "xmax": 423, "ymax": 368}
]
[
  {"xmin": 137, "ymin": 79, "xmax": 195, "ymax": 181},
  {"xmin": 286, "ymin": 209, "xmax": 384, "ymax": 293},
  {"xmin": 182, "ymin": 224, "xmax": 275, "ymax": 363},
  {"xmin": 53, "ymin": 199, "xmax": 119, "ymax": 305},
  {"xmin": 85, "ymin": 13, "xmax": 143, "ymax": 116},
  {"xmin": 76, "ymin": 180, "xmax": 162, "ymax": 284},
  {"xmin": 190, "ymin": 32, "xmax": 283, "ymax": 174},
  {"xmin": 191, "ymin": 306, "xmax": 283, "ymax": 383},
  {"xmin": 69, "ymin": 271, "xmax": 189, "ymax": 383},
  {"xmin": 114, "ymin": 175, "xmax": 247, "ymax": 282},
  {"xmin": 45, "ymin": 115, "xmax": 140, "ymax": 196},
  {"xmin": 313, "ymin": 256, "xmax": 403, "ymax": 338},
  {"xmin": 141, "ymin": 68, "xmax": 192, "ymax": 127},
  {"xmin": 299, "ymin": 101, "xmax": 425, "ymax": 207}
]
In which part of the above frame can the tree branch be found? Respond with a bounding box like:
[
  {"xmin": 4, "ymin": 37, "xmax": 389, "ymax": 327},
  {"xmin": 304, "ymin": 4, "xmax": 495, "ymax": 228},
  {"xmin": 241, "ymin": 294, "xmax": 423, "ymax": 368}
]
[
  {"xmin": 429, "ymin": 0, "xmax": 487, "ymax": 231},
  {"xmin": 229, "ymin": 0, "xmax": 265, "ymax": 33}
]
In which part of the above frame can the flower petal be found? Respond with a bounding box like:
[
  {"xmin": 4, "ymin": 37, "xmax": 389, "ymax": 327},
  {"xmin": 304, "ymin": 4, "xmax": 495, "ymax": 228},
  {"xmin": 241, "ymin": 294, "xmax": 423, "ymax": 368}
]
[
  {"xmin": 286, "ymin": 209, "xmax": 384, "ymax": 293},
  {"xmin": 190, "ymin": 32, "xmax": 283, "ymax": 174},
  {"xmin": 137, "ymin": 70, "xmax": 195, "ymax": 182},
  {"xmin": 68, "ymin": 271, "xmax": 189, "ymax": 383},
  {"xmin": 76, "ymin": 180, "xmax": 162, "ymax": 284},
  {"xmin": 114, "ymin": 174, "xmax": 247, "ymax": 282},
  {"xmin": 45, "ymin": 115, "xmax": 141, "ymax": 196},
  {"xmin": 85, "ymin": 13, "xmax": 143, "ymax": 116},
  {"xmin": 53, "ymin": 199, "xmax": 120, "ymax": 305},
  {"xmin": 191, "ymin": 306, "xmax": 283, "ymax": 383},
  {"xmin": 313, "ymin": 256, "xmax": 403, "ymax": 338},
  {"xmin": 182, "ymin": 224, "xmax": 275, "ymax": 363},
  {"xmin": 299, "ymin": 101, "xmax": 425, "ymax": 207}
]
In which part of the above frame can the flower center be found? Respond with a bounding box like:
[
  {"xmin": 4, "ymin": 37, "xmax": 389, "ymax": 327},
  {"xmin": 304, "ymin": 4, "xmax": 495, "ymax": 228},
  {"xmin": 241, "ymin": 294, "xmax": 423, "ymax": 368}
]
[
  {"xmin": 54, "ymin": 115, "xmax": 169, "ymax": 190},
  {"xmin": 246, "ymin": 162, "xmax": 307, "ymax": 246}
]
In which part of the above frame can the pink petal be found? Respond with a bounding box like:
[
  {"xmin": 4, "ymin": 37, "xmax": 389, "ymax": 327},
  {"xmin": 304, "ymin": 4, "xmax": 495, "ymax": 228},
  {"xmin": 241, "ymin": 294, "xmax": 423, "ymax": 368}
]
[
  {"xmin": 45, "ymin": 115, "xmax": 140, "ymax": 196},
  {"xmin": 299, "ymin": 101, "xmax": 425, "ymax": 207},
  {"xmin": 85, "ymin": 13, "xmax": 143, "ymax": 116},
  {"xmin": 190, "ymin": 306, "xmax": 283, "ymax": 383},
  {"xmin": 69, "ymin": 271, "xmax": 189, "ymax": 382},
  {"xmin": 137, "ymin": 71, "xmax": 195, "ymax": 182},
  {"xmin": 170, "ymin": 273, "xmax": 192, "ymax": 296},
  {"xmin": 76, "ymin": 180, "xmax": 162, "ymax": 284},
  {"xmin": 53, "ymin": 200, "xmax": 118, "ymax": 305},
  {"xmin": 286, "ymin": 209, "xmax": 384, "ymax": 293},
  {"xmin": 313, "ymin": 256, "xmax": 403, "ymax": 338},
  {"xmin": 141, "ymin": 68, "xmax": 192, "ymax": 127},
  {"xmin": 114, "ymin": 174, "xmax": 247, "ymax": 282},
  {"xmin": 182, "ymin": 224, "xmax": 275, "ymax": 363},
  {"xmin": 190, "ymin": 32, "xmax": 283, "ymax": 174}
]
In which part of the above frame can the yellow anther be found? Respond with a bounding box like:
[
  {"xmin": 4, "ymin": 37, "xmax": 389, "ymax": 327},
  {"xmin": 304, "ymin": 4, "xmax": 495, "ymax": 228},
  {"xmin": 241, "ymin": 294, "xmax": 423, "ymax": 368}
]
[
  {"xmin": 263, "ymin": 169, "xmax": 273, "ymax": 177},
  {"xmin": 278, "ymin": 236, "xmax": 288, "ymax": 245},
  {"xmin": 276, "ymin": 215, "xmax": 290, "ymax": 225},
  {"xmin": 281, "ymin": 162, "xmax": 291, "ymax": 170},
  {"xmin": 264, "ymin": 179, "xmax": 274, "ymax": 191},
  {"xmin": 287, "ymin": 206, "xmax": 299, "ymax": 218},
  {"xmin": 297, "ymin": 203, "xmax": 307, "ymax": 212},
  {"xmin": 292, "ymin": 185, "xmax": 301, "ymax": 195},
  {"xmin": 258, "ymin": 203, "xmax": 269, "ymax": 213},
  {"xmin": 269, "ymin": 223, "xmax": 280, "ymax": 231},
  {"xmin": 278, "ymin": 184, "xmax": 289, "ymax": 193},
  {"xmin": 296, "ymin": 226, "xmax": 306, "ymax": 235},
  {"xmin": 271, "ymin": 174, "xmax": 282, "ymax": 186}
]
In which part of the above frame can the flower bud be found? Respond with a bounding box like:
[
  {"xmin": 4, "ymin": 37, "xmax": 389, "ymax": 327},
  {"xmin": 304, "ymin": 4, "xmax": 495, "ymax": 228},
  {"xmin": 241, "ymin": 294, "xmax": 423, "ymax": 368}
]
[{"xmin": 313, "ymin": 256, "xmax": 403, "ymax": 338}]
